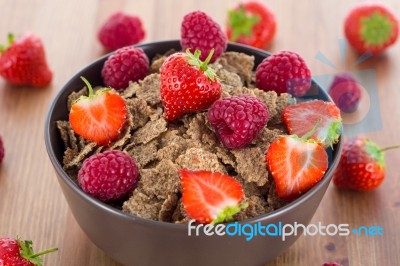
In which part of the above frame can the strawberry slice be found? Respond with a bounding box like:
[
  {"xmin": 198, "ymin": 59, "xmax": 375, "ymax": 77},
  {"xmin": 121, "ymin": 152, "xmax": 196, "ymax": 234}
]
[
  {"xmin": 180, "ymin": 169, "xmax": 247, "ymax": 224},
  {"xmin": 69, "ymin": 77, "xmax": 127, "ymax": 146},
  {"xmin": 283, "ymin": 100, "xmax": 342, "ymax": 148},
  {"xmin": 266, "ymin": 124, "xmax": 329, "ymax": 201}
]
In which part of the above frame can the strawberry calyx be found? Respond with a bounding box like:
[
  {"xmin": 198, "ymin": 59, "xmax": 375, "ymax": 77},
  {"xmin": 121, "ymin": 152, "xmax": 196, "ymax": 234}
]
[
  {"xmin": 320, "ymin": 119, "xmax": 342, "ymax": 148},
  {"xmin": 365, "ymin": 139, "xmax": 399, "ymax": 167},
  {"xmin": 360, "ymin": 11, "xmax": 395, "ymax": 47},
  {"xmin": 17, "ymin": 239, "xmax": 58, "ymax": 266},
  {"xmin": 228, "ymin": 5, "xmax": 260, "ymax": 41},
  {"xmin": 186, "ymin": 48, "xmax": 217, "ymax": 81},
  {"xmin": 211, "ymin": 201, "xmax": 248, "ymax": 225},
  {"xmin": 0, "ymin": 33, "xmax": 15, "ymax": 53},
  {"xmin": 76, "ymin": 76, "xmax": 109, "ymax": 103}
]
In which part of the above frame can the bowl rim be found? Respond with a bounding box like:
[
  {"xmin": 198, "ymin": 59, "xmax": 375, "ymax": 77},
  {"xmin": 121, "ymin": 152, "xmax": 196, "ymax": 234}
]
[{"xmin": 45, "ymin": 39, "xmax": 343, "ymax": 230}]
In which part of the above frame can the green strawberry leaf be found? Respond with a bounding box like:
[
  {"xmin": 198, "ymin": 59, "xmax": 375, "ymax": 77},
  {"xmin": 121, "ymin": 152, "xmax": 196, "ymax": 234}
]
[
  {"xmin": 211, "ymin": 201, "xmax": 248, "ymax": 225},
  {"xmin": 361, "ymin": 11, "xmax": 395, "ymax": 47},
  {"xmin": 228, "ymin": 6, "xmax": 260, "ymax": 41},
  {"xmin": 186, "ymin": 48, "xmax": 217, "ymax": 81}
]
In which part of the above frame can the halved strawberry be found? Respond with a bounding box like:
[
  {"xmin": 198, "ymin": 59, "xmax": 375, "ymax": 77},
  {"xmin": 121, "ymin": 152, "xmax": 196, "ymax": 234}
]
[
  {"xmin": 69, "ymin": 77, "xmax": 127, "ymax": 146},
  {"xmin": 266, "ymin": 126, "xmax": 329, "ymax": 201},
  {"xmin": 283, "ymin": 100, "xmax": 342, "ymax": 148},
  {"xmin": 180, "ymin": 168, "xmax": 247, "ymax": 224}
]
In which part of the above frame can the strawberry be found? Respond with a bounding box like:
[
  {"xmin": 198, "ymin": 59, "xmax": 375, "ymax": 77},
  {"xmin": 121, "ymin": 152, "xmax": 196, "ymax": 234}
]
[
  {"xmin": 160, "ymin": 49, "xmax": 222, "ymax": 121},
  {"xmin": 266, "ymin": 123, "xmax": 329, "ymax": 201},
  {"xmin": 69, "ymin": 77, "xmax": 127, "ymax": 146},
  {"xmin": 180, "ymin": 168, "xmax": 247, "ymax": 224},
  {"xmin": 333, "ymin": 136, "xmax": 398, "ymax": 191},
  {"xmin": 0, "ymin": 33, "xmax": 52, "ymax": 87},
  {"xmin": 283, "ymin": 100, "xmax": 342, "ymax": 148},
  {"xmin": 0, "ymin": 237, "xmax": 57, "ymax": 266},
  {"xmin": 226, "ymin": 1, "xmax": 276, "ymax": 49},
  {"xmin": 344, "ymin": 3, "xmax": 399, "ymax": 55}
]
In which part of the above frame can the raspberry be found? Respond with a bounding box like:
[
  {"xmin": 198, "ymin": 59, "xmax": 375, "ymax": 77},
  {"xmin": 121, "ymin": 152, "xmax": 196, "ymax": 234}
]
[
  {"xmin": 181, "ymin": 11, "xmax": 227, "ymax": 63},
  {"xmin": 0, "ymin": 135, "xmax": 4, "ymax": 164},
  {"xmin": 328, "ymin": 73, "xmax": 361, "ymax": 113},
  {"xmin": 255, "ymin": 50, "xmax": 312, "ymax": 97},
  {"xmin": 322, "ymin": 263, "xmax": 343, "ymax": 266},
  {"xmin": 207, "ymin": 95, "xmax": 269, "ymax": 149},
  {"xmin": 101, "ymin": 46, "xmax": 149, "ymax": 90},
  {"xmin": 78, "ymin": 150, "xmax": 139, "ymax": 202},
  {"xmin": 98, "ymin": 11, "xmax": 145, "ymax": 51}
]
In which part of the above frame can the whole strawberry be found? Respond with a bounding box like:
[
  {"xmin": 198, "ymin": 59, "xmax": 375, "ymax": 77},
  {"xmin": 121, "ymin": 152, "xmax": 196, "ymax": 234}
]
[
  {"xmin": 102, "ymin": 46, "xmax": 149, "ymax": 90},
  {"xmin": 69, "ymin": 77, "xmax": 127, "ymax": 145},
  {"xmin": 98, "ymin": 11, "xmax": 145, "ymax": 51},
  {"xmin": 0, "ymin": 135, "xmax": 4, "ymax": 164},
  {"xmin": 344, "ymin": 3, "xmax": 399, "ymax": 55},
  {"xmin": 255, "ymin": 50, "xmax": 312, "ymax": 97},
  {"xmin": 78, "ymin": 150, "xmax": 139, "ymax": 202},
  {"xmin": 0, "ymin": 33, "xmax": 52, "ymax": 87},
  {"xmin": 208, "ymin": 95, "xmax": 269, "ymax": 149},
  {"xmin": 227, "ymin": 1, "xmax": 276, "ymax": 49},
  {"xmin": 333, "ymin": 136, "xmax": 398, "ymax": 191},
  {"xmin": 181, "ymin": 11, "xmax": 227, "ymax": 63},
  {"xmin": 0, "ymin": 237, "xmax": 57, "ymax": 266},
  {"xmin": 328, "ymin": 73, "xmax": 362, "ymax": 113},
  {"xmin": 160, "ymin": 49, "xmax": 222, "ymax": 121}
]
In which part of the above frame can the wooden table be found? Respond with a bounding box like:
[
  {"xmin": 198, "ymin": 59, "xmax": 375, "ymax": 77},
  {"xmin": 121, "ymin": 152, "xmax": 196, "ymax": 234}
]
[{"xmin": 1, "ymin": 0, "xmax": 399, "ymax": 265}]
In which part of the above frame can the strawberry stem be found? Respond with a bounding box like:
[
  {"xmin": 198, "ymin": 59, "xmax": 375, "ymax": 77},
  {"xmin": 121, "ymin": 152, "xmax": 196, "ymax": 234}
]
[
  {"xmin": 379, "ymin": 145, "xmax": 400, "ymax": 152},
  {"xmin": 30, "ymin": 247, "xmax": 59, "ymax": 259},
  {"xmin": 80, "ymin": 76, "xmax": 94, "ymax": 97},
  {"xmin": 185, "ymin": 48, "xmax": 217, "ymax": 81},
  {"xmin": 300, "ymin": 118, "xmax": 322, "ymax": 141}
]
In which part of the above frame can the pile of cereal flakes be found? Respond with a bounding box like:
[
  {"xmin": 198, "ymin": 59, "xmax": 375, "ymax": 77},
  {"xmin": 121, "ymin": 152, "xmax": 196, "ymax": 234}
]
[{"xmin": 57, "ymin": 51, "xmax": 296, "ymax": 223}]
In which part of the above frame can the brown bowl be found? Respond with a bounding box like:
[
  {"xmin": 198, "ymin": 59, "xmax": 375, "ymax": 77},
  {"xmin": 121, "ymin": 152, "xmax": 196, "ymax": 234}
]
[{"xmin": 45, "ymin": 40, "xmax": 343, "ymax": 266}]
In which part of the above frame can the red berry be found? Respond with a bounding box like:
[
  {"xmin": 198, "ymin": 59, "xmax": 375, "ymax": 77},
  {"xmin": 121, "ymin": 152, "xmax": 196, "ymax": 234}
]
[
  {"xmin": 0, "ymin": 237, "xmax": 57, "ymax": 266},
  {"xmin": 98, "ymin": 11, "xmax": 145, "ymax": 51},
  {"xmin": 255, "ymin": 50, "xmax": 311, "ymax": 97},
  {"xmin": 227, "ymin": 1, "xmax": 276, "ymax": 49},
  {"xmin": 328, "ymin": 73, "xmax": 362, "ymax": 113},
  {"xmin": 69, "ymin": 77, "xmax": 127, "ymax": 146},
  {"xmin": 0, "ymin": 135, "xmax": 4, "ymax": 164},
  {"xmin": 0, "ymin": 33, "xmax": 52, "ymax": 87},
  {"xmin": 333, "ymin": 136, "xmax": 397, "ymax": 191},
  {"xmin": 180, "ymin": 169, "xmax": 247, "ymax": 224},
  {"xmin": 78, "ymin": 150, "xmax": 139, "ymax": 202},
  {"xmin": 102, "ymin": 46, "xmax": 149, "ymax": 90},
  {"xmin": 283, "ymin": 100, "xmax": 342, "ymax": 148},
  {"xmin": 207, "ymin": 95, "xmax": 269, "ymax": 149},
  {"xmin": 322, "ymin": 263, "xmax": 343, "ymax": 266},
  {"xmin": 160, "ymin": 49, "xmax": 222, "ymax": 121},
  {"xmin": 266, "ymin": 127, "xmax": 328, "ymax": 201},
  {"xmin": 344, "ymin": 3, "xmax": 399, "ymax": 55},
  {"xmin": 181, "ymin": 11, "xmax": 227, "ymax": 63}
]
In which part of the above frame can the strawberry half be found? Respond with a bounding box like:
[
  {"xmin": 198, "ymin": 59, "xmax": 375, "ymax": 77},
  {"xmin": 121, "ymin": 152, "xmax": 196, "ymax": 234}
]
[
  {"xmin": 266, "ymin": 123, "xmax": 329, "ymax": 201},
  {"xmin": 180, "ymin": 168, "xmax": 247, "ymax": 224},
  {"xmin": 160, "ymin": 49, "xmax": 222, "ymax": 121},
  {"xmin": 283, "ymin": 100, "xmax": 342, "ymax": 148},
  {"xmin": 69, "ymin": 77, "xmax": 127, "ymax": 146}
]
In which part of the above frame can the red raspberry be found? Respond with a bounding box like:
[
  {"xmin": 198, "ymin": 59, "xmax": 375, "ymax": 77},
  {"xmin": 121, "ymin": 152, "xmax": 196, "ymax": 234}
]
[
  {"xmin": 78, "ymin": 150, "xmax": 139, "ymax": 202},
  {"xmin": 207, "ymin": 95, "xmax": 269, "ymax": 149},
  {"xmin": 98, "ymin": 11, "xmax": 145, "ymax": 51},
  {"xmin": 101, "ymin": 46, "xmax": 149, "ymax": 90},
  {"xmin": 255, "ymin": 50, "xmax": 312, "ymax": 97},
  {"xmin": 181, "ymin": 11, "xmax": 227, "ymax": 63},
  {"xmin": 328, "ymin": 73, "xmax": 361, "ymax": 113},
  {"xmin": 0, "ymin": 135, "xmax": 4, "ymax": 164}
]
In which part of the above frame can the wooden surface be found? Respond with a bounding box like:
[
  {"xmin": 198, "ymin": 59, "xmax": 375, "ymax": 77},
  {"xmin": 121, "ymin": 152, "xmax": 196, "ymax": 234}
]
[{"xmin": 0, "ymin": 0, "xmax": 399, "ymax": 265}]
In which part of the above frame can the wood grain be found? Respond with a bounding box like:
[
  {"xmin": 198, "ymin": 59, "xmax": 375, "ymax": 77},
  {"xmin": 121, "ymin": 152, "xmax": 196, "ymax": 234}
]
[{"xmin": 0, "ymin": 0, "xmax": 399, "ymax": 265}]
